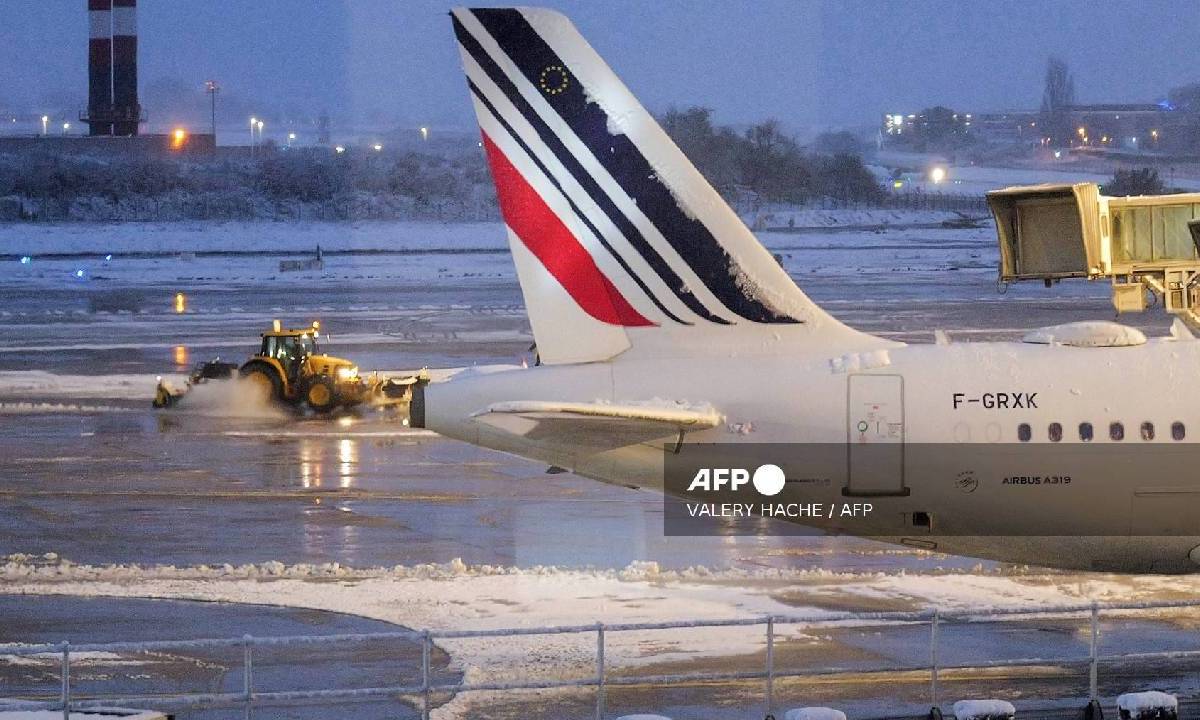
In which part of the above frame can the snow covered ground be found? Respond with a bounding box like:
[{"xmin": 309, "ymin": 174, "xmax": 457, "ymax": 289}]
[
  {"xmin": 2, "ymin": 210, "xmax": 977, "ymax": 258},
  {"xmin": 3, "ymin": 221, "xmax": 509, "ymax": 256}
]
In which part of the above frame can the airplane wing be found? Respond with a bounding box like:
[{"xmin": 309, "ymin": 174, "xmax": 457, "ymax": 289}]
[{"xmin": 470, "ymin": 400, "xmax": 721, "ymax": 451}]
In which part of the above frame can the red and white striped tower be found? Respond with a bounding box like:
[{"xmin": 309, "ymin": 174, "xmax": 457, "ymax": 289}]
[
  {"xmin": 86, "ymin": 0, "xmax": 112, "ymax": 136},
  {"xmin": 111, "ymin": 0, "xmax": 140, "ymax": 136}
]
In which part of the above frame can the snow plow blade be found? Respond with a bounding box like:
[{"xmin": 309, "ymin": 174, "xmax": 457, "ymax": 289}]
[{"xmin": 365, "ymin": 372, "xmax": 429, "ymax": 409}]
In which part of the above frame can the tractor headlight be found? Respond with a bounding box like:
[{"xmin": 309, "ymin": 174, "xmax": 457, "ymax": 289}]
[{"xmin": 337, "ymin": 366, "xmax": 358, "ymax": 380}]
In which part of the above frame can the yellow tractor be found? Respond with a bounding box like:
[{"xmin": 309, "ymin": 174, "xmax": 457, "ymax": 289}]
[{"xmin": 238, "ymin": 320, "xmax": 367, "ymax": 413}]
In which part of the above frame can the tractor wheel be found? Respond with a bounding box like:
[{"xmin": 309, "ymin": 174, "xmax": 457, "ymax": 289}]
[
  {"xmin": 239, "ymin": 364, "xmax": 282, "ymax": 404},
  {"xmin": 302, "ymin": 376, "xmax": 338, "ymax": 413}
]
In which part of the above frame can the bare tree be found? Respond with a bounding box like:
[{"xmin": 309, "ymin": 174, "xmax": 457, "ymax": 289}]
[{"xmin": 1040, "ymin": 56, "xmax": 1076, "ymax": 147}]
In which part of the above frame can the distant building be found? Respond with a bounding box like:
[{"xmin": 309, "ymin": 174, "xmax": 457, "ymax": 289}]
[
  {"xmin": 1065, "ymin": 104, "xmax": 1181, "ymax": 152},
  {"xmin": 0, "ymin": 133, "xmax": 216, "ymax": 158},
  {"xmin": 882, "ymin": 102, "xmax": 1195, "ymax": 154}
]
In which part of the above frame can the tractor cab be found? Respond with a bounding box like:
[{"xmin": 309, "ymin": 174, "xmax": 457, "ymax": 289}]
[
  {"xmin": 259, "ymin": 325, "xmax": 321, "ymax": 380},
  {"xmin": 261, "ymin": 331, "xmax": 318, "ymax": 366}
]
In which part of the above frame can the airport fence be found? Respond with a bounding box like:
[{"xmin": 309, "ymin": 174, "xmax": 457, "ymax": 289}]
[{"xmin": 2, "ymin": 599, "xmax": 1199, "ymax": 720}]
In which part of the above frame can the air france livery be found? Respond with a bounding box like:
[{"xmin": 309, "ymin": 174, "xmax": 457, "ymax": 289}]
[{"xmin": 412, "ymin": 7, "xmax": 1200, "ymax": 573}]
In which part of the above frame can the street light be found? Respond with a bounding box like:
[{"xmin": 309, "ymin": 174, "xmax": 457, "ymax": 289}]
[
  {"xmin": 41, "ymin": 115, "xmax": 48, "ymax": 135},
  {"xmin": 372, "ymin": 143, "xmax": 382, "ymax": 152},
  {"xmin": 205, "ymin": 81, "xmax": 219, "ymax": 143},
  {"xmin": 420, "ymin": 126, "xmax": 429, "ymax": 141},
  {"xmin": 61, "ymin": 122, "xmax": 70, "ymax": 135},
  {"xmin": 287, "ymin": 132, "xmax": 296, "ymax": 148}
]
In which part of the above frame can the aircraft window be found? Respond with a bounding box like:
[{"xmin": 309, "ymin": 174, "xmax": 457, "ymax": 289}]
[
  {"xmin": 1140, "ymin": 422, "xmax": 1155, "ymax": 441},
  {"xmin": 1172, "ymin": 422, "xmax": 1186, "ymax": 441},
  {"xmin": 1110, "ymin": 422, "xmax": 1125, "ymax": 441},
  {"xmin": 1017, "ymin": 423, "xmax": 1031, "ymax": 442},
  {"xmin": 1079, "ymin": 422, "xmax": 1093, "ymax": 442},
  {"xmin": 1048, "ymin": 422, "xmax": 1063, "ymax": 442}
]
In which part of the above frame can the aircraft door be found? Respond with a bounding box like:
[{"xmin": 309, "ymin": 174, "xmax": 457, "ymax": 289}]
[{"xmin": 845, "ymin": 374, "xmax": 908, "ymax": 496}]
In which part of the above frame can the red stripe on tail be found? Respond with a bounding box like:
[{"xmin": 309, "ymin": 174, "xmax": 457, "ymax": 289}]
[{"xmin": 481, "ymin": 132, "xmax": 653, "ymax": 327}]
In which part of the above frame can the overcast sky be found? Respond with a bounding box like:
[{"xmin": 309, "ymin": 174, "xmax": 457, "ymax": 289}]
[{"xmin": 1, "ymin": 0, "xmax": 1198, "ymax": 132}]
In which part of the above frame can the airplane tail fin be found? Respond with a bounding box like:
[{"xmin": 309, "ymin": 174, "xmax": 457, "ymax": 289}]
[{"xmin": 452, "ymin": 7, "xmax": 870, "ymax": 364}]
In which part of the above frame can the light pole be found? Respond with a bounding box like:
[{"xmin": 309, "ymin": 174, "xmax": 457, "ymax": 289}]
[
  {"xmin": 287, "ymin": 132, "xmax": 296, "ymax": 148},
  {"xmin": 61, "ymin": 122, "xmax": 70, "ymax": 135},
  {"xmin": 205, "ymin": 81, "xmax": 219, "ymax": 143},
  {"xmin": 257, "ymin": 120, "xmax": 264, "ymax": 147},
  {"xmin": 41, "ymin": 115, "xmax": 48, "ymax": 136},
  {"xmin": 420, "ymin": 126, "xmax": 429, "ymax": 141}
]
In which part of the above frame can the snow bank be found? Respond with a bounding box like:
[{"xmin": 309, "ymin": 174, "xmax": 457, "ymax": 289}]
[
  {"xmin": 748, "ymin": 207, "xmax": 971, "ymax": 230},
  {"xmin": 1117, "ymin": 691, "xmax": 1177, "ymax": 718},
  {"xmin": 953, "ymin": 699, "xmax": 1015, "ymax": 720},
  {"xmin": 0, "ymin": 651, "xmax": 145, "ymax": 667},
  {"xmin": 0, "ymin": 367, "xmax": 463, "ymax": 413},
  {"xmin": 0, "ymin": 371, "xmax": 181, "ymax": 400},
  {"xmin": 0, "ymin": 372, "xmax": 287, "ymax": 419},
  {"xmin": 0, "ymin": 556, "xmax": 854, "ymax": 585},
  {"xmin": 784, "ymin": 707, "xmax": 847, "ymax": 720}
]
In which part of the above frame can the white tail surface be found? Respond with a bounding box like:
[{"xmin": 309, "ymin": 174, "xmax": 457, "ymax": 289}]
[{"xmin": 452, "ymin": 7, "xmax": 877, "ymax": 364}]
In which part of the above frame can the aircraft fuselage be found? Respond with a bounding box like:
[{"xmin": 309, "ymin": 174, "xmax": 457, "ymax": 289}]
[{"xmin": 427, "ymin": 338, "xmax": 1200, "ymax": 573}]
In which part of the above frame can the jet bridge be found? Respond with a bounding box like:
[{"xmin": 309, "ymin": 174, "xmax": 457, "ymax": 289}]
[{"xmin": 988, "ymin": 183, "xmax": 1200, "ymax": 326}]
